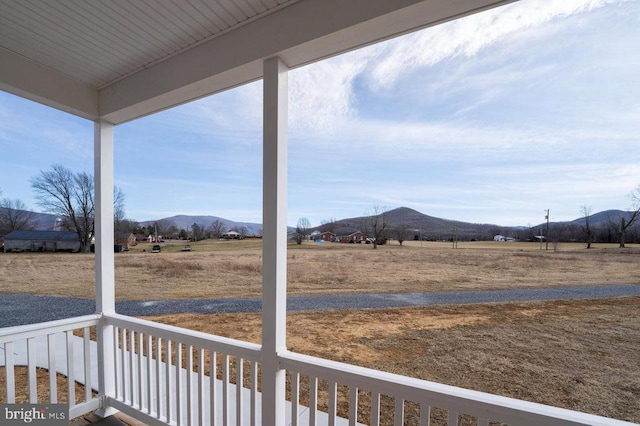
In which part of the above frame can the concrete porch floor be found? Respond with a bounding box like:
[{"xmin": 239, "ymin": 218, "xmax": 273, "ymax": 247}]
[{"xmin": 70, "ymin": 412, "xmax": 144, "ymax": 426}]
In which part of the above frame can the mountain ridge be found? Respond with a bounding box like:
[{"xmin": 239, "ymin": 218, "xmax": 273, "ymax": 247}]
[
  {"xmin": 2, "ymin": 207, "xmax": 635, "ymax": 239},
  {"xmin": 308, "ymin": 207, "xmax": 634, "ymax": 241},
  {"xmin": 138, "ymin": 215, "xmax": 265, "ymax": 236}
]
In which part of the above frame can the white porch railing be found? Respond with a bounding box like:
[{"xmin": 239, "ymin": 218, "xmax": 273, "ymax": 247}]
[
  {"xmin": 0, "ymin": 314, "xmax": 101, "ymax": 419},
  {"xmin": 103, "ymin": 313, "xmax": 263, "ymax": 426},
  {"xmin": 1, "ymin": 314, "xmax": 636, "ymax": 426},
  {"xmin": 280, "ymin": 351, "xmax": 633, "ymax": 426}
]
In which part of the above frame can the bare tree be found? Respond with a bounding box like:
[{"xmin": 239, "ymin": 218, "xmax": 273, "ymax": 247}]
[
  {"xmin": 155, "ymin": 219, "xmax": 177, "ymax": 239},
  {"xmin": 191, "ymin": 223, "xmax": 204, "ymax": 241},
  {"xmin": 363, "ymin": 206, "xmax": 388, "ymax": 249},
  {"xmin": 294, "ymin": 217, "xmax": 311, "ymax": 244},
  {"xmin": 165, "ymin": 223, "xmax": 179, "ymax": 239},
  {"xmin": 394, "ymin": 223, "xmax": 412, "ymax": 246},
  {"xmin": 31, "ymin": 165, "xmax": 94, "ymax": 252},
  {"xmin": 31, "ymin": 164, "xmax": 126, "ymax": 252},
  {"xmin": 117, "ymin": 219, "xmax": 139, "ymax": 234},
  {"xmin": 580, "ymin": 205, "xmax": 594, "ymax": 249},
  {"xmin": 320, "ymin": 218, "xmax": 336, "ymax": 233},
  {"xmin": 210, "ymin": 219, "xmax": 226, "ymax": 239},
  {"xmin": 113, "ymin": 187, "xmax": 127, "ymax": 237},
  {"xmin": 609, "ymin": 186, "xmax": 640, "ymax": 248},
  {"xmin": 0, "ymin": 198, "xmax": 36, "ymax": 233},
  {"xmin": 230, "ymin": 225, "xmax": 248, "ymax": 239}
]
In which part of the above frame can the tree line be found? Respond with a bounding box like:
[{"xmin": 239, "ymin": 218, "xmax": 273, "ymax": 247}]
[
  {"xmin": 3, "ymin": 166, "xmax": 640, "ymax": 251},
  {"xmin": 298, "ymin": 187, "xmax": 640, "ymax": 249},
  {"xmin": 0, "ymin": 165, "xmax": 125, "ymax": 252},
  {"xmin": 129, "ymin": 219, "xmax": 254, "ymax": 242},
  {"xmin": 294, "ymin": 206, "xmax": 416, "ymax": 249},
  {"xmin": 1, "ymin": 165, "xmax": 256, "ymax": 252}
]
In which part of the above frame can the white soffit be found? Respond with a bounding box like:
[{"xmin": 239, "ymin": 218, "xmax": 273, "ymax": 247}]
[
  {"xmin": 0, "ymin": 0, "xmax": 515, "ymax": 123},
  {"xmin": 0, "ymin": 0, "xmax": 294, "ymax": 88}
]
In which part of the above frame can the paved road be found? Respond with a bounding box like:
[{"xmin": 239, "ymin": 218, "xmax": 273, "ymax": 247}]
[{"xmin": 1, "ymin": 284, "xmax": 639, "ymax": 328}]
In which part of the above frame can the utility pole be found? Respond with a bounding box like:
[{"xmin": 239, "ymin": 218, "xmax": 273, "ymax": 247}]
[
  {"xmin": 545, "ymin": 209, "xmax": 550, "ymax": 251},
  {"xmin": 452, "ymin": 227, "xmax": 458, "ymax": 249}
]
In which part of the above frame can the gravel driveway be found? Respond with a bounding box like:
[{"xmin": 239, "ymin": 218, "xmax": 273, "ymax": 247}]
[{"xmin": 1, "ymin": 284, "xmax": 639, "ymax": 328}]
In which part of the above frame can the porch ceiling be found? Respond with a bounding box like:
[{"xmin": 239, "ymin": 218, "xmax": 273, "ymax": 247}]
[{"xmin": 0, "ymin": 0, "xmax": 514, "ymax": 124}]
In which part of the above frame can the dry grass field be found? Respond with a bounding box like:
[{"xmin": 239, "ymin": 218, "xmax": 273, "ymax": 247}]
[
  {"xmin": 0, "ymin": 240, "xmax": 639, "ymax": 300},
  {"xmin": 1, "ymin": 240, "xmax": 639, "ymax": 423}
]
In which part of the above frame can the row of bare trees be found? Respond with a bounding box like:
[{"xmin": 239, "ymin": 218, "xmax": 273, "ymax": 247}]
[
  {"xmin": 0, "ymin": 165, "xmax": 125, "ymax": 252},
  {"xmin": 0, "ymin": 193, "xmax": 35, "ymax": 234},
  {"xmin": 528, "ymin": 188, "xmax": 640, "ymax": 248},
  {"xmin": 30, "ymin": 165, "xmax": 126, "ymax": 252},
  {"xmin": 134, "ymin": 218, "xmax": 252, "ymax": 242},
  {"xmin": 310, "ymin": 188, "xmax": 640, "ymax": 249},
  {"xmin": 4, "ymin": 174, "xmax": 640, "ymax": 251},
  {"xmin": 605, "ymin": 186, "xmax": 640, "ymax": 247},
  {"xmin": 362, "ymin": 207, "xmax": 419, "ymax": 248},
  {"xmin": 295, "ymin": 206, "xmax": 394, "ymax": 249},
  {"xmin": 2, "ymin": 165, "xmax": 253, "ymax": 250}
]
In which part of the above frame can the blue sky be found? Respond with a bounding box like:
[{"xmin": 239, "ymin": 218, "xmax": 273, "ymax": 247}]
[{"xmin": 1, "ymin": 0, "xmax": 639, "ymax": 228}]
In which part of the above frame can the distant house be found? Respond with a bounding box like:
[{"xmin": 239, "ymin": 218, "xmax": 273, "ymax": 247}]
[
  {"xmin": 336, "ymin": 231, "xmax": 368, "ymax": 243},
  {"xmin": 142, "ymin": 234, "xmax": 162, "ymax": 243},
  {"xmin": 223, "ymin": 231, "xmax": 242, "ymax": 240},
  {"xmin": 3, "ymin": 230, "xmax": 81, "ymax": 253},
  {"xmin": 310, "ymin": 231, "xmax": 335, "ymax": 242},
  {"xmin": 494, "ymin": 234, "xmax": 515, "ymax": 242},
  {"xmin": 116, "ymin": 233, "xmax": 137, "ymax": 249}
]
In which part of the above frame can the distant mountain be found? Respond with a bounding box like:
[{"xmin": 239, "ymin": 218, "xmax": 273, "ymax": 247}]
[
  {"xmin": 314, "ymin": 207, "xmax": 508, "ymax": 241},
  {"xmin": 33, "ymin": 212, "xmax": 63, "ymax": 230},
  {"xmin": 0, "ymin": 209, "xmax": 61, "ymax": 231},
  {"xmin": 3, "ymin": 207, "xmax": 637, "ymax": 241},
  {"xmin": 139, "ymin": 215, "xmax": 265, "ymax": 236},
  {"xmin": 0, "ymin": 210, "xmax": 268, "ymax": 236},
  {"xmin": 140, "ymin": 208, "xmax": 640, "ymax": 241},
  {"xmin": 564, "ymin": 209, "xmax": 630, "ymax": 228}
]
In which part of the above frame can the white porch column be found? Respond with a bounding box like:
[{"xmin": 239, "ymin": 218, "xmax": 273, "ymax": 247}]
[
  {"xmin": 94, "ymin": 120, "xmax": 118, "ymax": 417},
  {"xmin": 262, "ymin": 56, "xmax": 288, "ymax": 426},
  {"xmin": 94, "ymin": 120, "xmax": 115, "ymax": 314}
]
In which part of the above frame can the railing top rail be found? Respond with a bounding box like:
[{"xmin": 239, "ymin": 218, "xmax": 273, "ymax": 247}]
[
  {"xmin": 104, "ymin": 313, "xmax": 262, "ymax": 361},
  {"xmin": 280, "ymin": 350, "xmax": 636, "ymax": 426},
  {"xmin": 0, "ymin": 314, "xmax": 100, "ymax": 343}
]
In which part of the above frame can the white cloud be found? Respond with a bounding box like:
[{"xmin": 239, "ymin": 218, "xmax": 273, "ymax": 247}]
[
  {"xmin": 364, "ymin": 0, "xmax": 628, "ymax": 91},
  {"xmin": 288, "ymin": 53, "xmax": 376, "ymax": 133},
  {"xmin": 149, "ymin": 0, "xmax": 638, "ymax": 148},
  {"xmin": 277, "ymin": 0, "xmax": 637, "ymax": 142},
  {"xmin": 0, "ymin": 93, "xmax": 92, "ymax": 162}
]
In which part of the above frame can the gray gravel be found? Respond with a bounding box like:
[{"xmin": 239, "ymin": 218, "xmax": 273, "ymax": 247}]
[{"xmin": 1, "ymin": 284, "xmax": 639, "ymax": 328}]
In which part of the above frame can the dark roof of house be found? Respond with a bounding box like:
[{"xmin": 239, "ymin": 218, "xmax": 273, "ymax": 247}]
[
  {"xmin": 336, "ymin": 231, "xmax": 366, "ymax": 238},
  {"xmin": 3, "ymin": 230, "xmax": 79, "ymax": 241}
]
